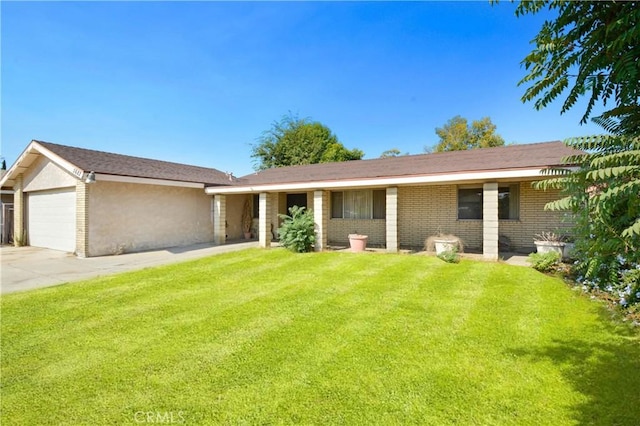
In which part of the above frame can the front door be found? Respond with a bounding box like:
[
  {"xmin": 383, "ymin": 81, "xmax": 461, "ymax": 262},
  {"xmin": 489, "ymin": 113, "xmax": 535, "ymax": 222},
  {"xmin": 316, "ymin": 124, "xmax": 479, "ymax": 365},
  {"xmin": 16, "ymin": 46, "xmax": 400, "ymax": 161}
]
[{"xmin": 286, "ymin": 193, "xmax": 307, "ymax": 213}]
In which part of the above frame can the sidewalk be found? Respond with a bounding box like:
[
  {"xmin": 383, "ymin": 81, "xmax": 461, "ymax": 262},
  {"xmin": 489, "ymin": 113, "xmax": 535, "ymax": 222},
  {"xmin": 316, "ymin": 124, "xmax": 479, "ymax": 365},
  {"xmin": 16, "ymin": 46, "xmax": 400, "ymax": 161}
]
[{"xmin": 1, "ymin": 241, "xmax": 259, "ymax": 294}]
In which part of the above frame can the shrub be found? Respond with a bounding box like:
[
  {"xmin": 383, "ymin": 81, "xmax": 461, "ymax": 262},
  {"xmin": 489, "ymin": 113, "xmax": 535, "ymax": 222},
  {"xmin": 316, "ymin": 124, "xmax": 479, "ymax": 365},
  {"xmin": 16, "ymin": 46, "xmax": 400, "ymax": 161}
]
[
  {"xmin": 528, "ymin": 251, "xmax": 561, "ymax": 273},
  {"xmin": 277, "ymin": 206, "xmax": 316, "ymax": 253},
  {"xmin": 437, "ymin": 248, "xmax": 460, "ymax": 264}
]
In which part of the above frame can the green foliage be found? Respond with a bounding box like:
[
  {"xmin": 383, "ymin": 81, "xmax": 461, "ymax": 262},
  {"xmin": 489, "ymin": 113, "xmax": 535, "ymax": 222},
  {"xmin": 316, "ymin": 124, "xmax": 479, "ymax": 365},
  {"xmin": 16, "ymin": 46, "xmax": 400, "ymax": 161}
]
[
  {"xmin": 437, "ymin": 248, "xmax": 460, "ymax": 264},
  {"xmin": 430, "ymin": 115, "xmax": 505, "ymax": 152},
  {"xmin": 277, "ymin": 205, "xmax": 316, "ymax": 253},
  {"xmin": 379, "ymin": 148, "xmax": 405, "ymax": 158},
  {"xmin": 513, "ymin": 1, "xmax": 640, "ymax": 136},
  {"xmin": 251, "ymin": 113, "xmax": 364, "ymax": 170},
  {"xmin": 528, "ymin": 251, "xmax": 561, "ymax": 273},
  {"xmin": 534, "ymin": 134, "xmax": 640, "ymax": 307}
]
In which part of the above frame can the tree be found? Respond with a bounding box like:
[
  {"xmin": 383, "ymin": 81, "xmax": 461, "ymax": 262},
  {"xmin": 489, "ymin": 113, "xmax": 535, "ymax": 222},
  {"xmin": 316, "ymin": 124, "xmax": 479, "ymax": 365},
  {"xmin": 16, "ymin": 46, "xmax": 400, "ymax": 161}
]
[
  {"xmin": 379, "ymin": 148, "xmax": 406, "ymax": 158},
  {"xmin": 430, "ymin": 116, "xmax": 504, "ymax": 152},
  {"xmin": 513, "ymin": 1, "xmax": 640, "ymax": 309},
  {"xmin": 251, "ymin": 113, "xmax": 364, "ymax": 170},
  {"xmin": 533, "ymin": 133, "xmax": 640, "ymax": 304},
  {"xmin": 514, "ymin": 1, "xmax": 640, "ymax": 136}
]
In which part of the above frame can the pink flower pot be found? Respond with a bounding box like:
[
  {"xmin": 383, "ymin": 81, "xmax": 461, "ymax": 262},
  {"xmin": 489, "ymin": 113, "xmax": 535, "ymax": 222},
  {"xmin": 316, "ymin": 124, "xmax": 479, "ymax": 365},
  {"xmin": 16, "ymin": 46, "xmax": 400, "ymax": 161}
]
[{"xmin": 348, "ymin": 234, "xmax": 368, "ymax": 252}]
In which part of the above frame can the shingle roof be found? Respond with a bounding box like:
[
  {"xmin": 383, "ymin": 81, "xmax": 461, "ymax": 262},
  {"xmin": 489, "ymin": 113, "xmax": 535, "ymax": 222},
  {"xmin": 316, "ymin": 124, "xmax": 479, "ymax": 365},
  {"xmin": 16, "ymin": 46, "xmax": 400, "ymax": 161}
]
[
  {"xmin": 233, "ymin": 141, "xmax": 582, "ymax": 186},
  {"xmin": 37, "ymin": 141, "xmax": 233, "ymax": 186}
]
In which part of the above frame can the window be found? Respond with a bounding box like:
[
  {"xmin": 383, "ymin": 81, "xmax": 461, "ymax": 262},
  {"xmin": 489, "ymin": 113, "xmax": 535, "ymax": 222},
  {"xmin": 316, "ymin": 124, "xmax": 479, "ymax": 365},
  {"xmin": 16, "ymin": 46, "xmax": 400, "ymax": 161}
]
[
  {"xmin": 499, "ymin": 185, "xmax": 519, "ymax": 220},
  {"xmin": 458, "ymin": 188, "xmax": 483, "ymax": 219},
  {"xmin": 331, "ymin": 190, "xmax": 386, "ymax": 219},
  {"xmin": 457, "ymin": 185, "xmax": 519, "ymax": 220}
]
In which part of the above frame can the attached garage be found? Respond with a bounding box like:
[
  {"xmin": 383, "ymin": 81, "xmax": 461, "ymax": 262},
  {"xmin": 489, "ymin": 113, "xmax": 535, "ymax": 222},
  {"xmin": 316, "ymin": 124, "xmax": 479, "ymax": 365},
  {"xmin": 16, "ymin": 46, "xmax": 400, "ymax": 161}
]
[
  {"xmin": 1, "ymin": 140, "xmax": 234, "ymax": 257},
  {"xmin": 27, "ymin": 188, "xmax": 76, "ymax": 252}
]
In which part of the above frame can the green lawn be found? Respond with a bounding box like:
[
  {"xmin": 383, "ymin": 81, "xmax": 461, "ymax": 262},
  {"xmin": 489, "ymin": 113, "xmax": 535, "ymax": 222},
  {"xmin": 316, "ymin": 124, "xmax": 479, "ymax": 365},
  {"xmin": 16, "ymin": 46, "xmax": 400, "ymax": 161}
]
[{"xmin": 2, "ymin": 249, "xmax": 639, "ymax": 425}]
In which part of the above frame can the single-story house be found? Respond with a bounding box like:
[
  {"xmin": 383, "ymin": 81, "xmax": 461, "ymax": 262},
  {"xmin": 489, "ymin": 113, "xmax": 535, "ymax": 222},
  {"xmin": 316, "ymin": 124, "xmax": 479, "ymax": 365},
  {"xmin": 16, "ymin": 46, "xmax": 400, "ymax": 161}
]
[
  {"xmin": 0, "ymin": 139, "xmax": 579, "ymax": 259},
  {"xmin": 205, "ymin": 140, "xmax": 580, "ymax": 260}
]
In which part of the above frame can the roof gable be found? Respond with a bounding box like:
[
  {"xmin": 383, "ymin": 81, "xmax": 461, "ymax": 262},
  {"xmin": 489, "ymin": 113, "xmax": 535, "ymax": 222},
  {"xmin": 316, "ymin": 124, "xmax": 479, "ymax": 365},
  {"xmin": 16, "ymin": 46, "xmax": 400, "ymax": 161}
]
[{"xmin": 1, "ymin": 141, "xmax": 233, "ymax": 188}]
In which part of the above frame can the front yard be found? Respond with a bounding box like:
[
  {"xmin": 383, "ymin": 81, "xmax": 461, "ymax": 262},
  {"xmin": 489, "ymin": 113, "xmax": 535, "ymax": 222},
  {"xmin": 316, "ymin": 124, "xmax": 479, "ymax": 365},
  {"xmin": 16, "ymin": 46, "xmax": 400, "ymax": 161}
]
[{"xmin": 2, "ymin": 249, "xmax": 639, "ymax": 424}]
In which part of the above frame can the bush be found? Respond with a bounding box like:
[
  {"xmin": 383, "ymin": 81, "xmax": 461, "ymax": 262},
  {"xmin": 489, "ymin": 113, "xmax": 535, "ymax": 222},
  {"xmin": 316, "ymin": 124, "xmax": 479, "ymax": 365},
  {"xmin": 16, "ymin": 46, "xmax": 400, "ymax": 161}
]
[
  {"xmin": 528, "ymin": 251, "xmax": 561, "ymax": 273},
  {"xmin": 277, "ymin": 206, "xmax": 316, "ymax": 253},
  {"xmin": 437, "ymin": 248, "xmax": 460, "ymax": 264}
]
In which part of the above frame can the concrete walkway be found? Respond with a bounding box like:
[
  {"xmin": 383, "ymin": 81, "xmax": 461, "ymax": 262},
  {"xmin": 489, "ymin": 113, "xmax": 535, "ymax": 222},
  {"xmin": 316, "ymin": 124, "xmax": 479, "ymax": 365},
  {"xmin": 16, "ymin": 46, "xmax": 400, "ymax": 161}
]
[{"xmin": 1, "ymin": 241, "xmax": 259, "ymax": 294}]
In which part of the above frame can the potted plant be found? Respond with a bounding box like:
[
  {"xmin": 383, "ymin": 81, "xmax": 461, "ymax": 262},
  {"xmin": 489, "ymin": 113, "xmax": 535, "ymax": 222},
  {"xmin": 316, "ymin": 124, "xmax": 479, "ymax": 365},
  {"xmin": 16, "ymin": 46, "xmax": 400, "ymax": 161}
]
[
  {"xmin": 533, "ymin": 232, "xmax": 566, "ymax": 257},
  {"xmin": 348, "ymin": 233, "xmax": 368, "ymax": 252},
  {"xmin": 241, "ymin": 198, "xmax": 253, "ymax": 239},
  {"xmin": 424, "ymin": 232, "xmax": 464, "ymax": 256}
]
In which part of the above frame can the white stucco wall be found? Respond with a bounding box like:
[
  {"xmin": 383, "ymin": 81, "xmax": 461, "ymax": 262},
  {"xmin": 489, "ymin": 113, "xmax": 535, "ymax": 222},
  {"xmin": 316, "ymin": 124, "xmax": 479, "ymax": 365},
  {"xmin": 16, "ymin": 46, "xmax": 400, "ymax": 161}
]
[
  {"xmin": 23, "ymin": 156, "xmax": 77, "ymax": 192},
  {"xmin": 87, "ymin": 181, "xmax": 215, "ymax": 256}
]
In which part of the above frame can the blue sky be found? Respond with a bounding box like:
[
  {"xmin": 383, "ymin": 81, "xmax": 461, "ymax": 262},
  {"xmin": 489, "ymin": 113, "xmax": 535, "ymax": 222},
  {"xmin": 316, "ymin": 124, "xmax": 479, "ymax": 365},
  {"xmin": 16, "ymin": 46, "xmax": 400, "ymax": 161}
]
[{"xmin": 2, "ymin": 1, "xmax": 603, "ymax": 177}]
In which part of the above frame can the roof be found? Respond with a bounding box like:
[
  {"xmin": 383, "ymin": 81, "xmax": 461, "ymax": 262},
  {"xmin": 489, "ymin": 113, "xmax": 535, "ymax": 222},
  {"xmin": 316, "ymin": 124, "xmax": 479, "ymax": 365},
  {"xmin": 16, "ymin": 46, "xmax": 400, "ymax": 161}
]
[
  {"xmin": 1, "ymin": 140, "xmax": 233, "ymax": 187},
  {"xmin": 230, "ymin": 141, "xmax": 582, "ymax": 187}
]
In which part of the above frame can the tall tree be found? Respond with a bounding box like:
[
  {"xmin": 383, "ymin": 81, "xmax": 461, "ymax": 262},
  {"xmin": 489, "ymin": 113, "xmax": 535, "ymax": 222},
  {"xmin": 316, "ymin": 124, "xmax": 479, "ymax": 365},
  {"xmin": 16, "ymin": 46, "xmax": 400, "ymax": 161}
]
[
  {"xmin": 431, "ymin": 115, "xmax": 504, "ymax": 152},
  {"xmin": 251, "ymin": 113, "xmax": 364, "ymax": 170},
  {"xmin": 514, "ymin": 0, "xmax": 640, "ymax": 136},
  {"xmin": 513, "ymin": 1, "xmax": 640, "ymax": 306}
]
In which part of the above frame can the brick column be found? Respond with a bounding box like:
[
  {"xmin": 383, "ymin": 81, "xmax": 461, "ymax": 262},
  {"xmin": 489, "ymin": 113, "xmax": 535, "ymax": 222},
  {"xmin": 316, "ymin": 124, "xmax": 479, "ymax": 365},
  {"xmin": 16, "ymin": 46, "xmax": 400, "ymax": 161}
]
[
  {"xmin": 313, "ymin": 190, "xmax": 328, "ymax": 251},
  {"xmin": 259, "ymin": 192, "xmax": 271, "ymax": 248},
  {"xmin": 76, "ymin": 181, "xmax": 89, "ymax": 257},
  {"xmin": 213, "ymin": 194, "xmax": 226, "ymax": 245},
  {"xmin": 13, "ymin": 174, "xmax": 24, "ymax": 246},
  {"xmin": 483, "ymin": 182, "xmax": 499, "ymax": 260},
  {"xmin": 386, "ymin": 187, "xmax": 398, "ymax": 252}
]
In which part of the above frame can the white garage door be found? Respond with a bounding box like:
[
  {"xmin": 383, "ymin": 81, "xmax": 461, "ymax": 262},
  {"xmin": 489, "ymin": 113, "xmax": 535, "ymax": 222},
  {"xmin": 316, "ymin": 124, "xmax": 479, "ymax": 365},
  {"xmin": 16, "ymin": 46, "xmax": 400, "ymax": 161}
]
[{"xmin": 28, "ymin": 188, "xmax": 76, "ymax": 252}]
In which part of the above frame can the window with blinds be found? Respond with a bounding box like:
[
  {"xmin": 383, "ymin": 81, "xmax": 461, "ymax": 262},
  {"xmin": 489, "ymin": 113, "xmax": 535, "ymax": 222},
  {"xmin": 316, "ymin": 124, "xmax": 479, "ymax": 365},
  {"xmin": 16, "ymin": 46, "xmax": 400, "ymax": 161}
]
[{"xmin": 331, "ymin": 190, "xmax": 386, "ymax": 219}]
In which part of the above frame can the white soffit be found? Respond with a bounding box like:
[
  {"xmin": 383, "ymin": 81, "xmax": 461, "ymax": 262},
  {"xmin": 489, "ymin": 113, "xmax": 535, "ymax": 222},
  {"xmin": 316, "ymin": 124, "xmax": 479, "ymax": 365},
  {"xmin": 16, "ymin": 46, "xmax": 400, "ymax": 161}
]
[{"xmin": 205, "ymin": 168, "xmax": 561, "ymax": 194}]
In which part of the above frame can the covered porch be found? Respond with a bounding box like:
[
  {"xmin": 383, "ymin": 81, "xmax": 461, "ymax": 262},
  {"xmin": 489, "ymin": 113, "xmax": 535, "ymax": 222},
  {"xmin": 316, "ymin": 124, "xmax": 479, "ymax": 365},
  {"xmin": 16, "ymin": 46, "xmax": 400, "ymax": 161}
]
[{"xmin": 208, "ymin": 183, "xmax": 505, "ymax": 261}]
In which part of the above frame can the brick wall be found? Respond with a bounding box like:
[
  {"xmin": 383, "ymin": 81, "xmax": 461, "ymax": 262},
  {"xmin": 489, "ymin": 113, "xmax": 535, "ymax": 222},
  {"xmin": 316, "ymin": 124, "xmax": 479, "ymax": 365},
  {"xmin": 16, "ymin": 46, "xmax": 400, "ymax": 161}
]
[
  {"xmin": 75, "ymin": 181, "xmax": 89, "ymax": 257},
  {"xmin": 324, "ymin": 182, "xmax": 573, "ymax": 252},
  {"xmin": 328, "ymin": 219, "xmax": 386, "ymax": 247},
  {"xmin": 398, "ymin": 185, "xmax": 483, "ymax": 251},
  {"xmin": 398, "ymin": 182, "xmax": 572, "ymax": 252},
  {"xmin": 500, "ymin": 182, "xmax": 573, "ymax": 252}
]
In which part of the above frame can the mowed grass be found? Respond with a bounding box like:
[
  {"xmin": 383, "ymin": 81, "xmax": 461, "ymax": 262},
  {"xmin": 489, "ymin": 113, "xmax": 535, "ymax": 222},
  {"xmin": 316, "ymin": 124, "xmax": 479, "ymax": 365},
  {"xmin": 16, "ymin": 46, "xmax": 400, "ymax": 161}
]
[{"xmin": 2, "ymin": 249, "xmax": 639, "ymax": 425}]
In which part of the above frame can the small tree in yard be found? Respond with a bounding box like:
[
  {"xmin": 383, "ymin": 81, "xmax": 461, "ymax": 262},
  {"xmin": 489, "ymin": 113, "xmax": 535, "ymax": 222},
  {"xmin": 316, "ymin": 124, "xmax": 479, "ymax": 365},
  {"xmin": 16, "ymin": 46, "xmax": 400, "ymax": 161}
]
[{"xmin": 278, "ymin": 206, "xmax": 316, "ymax": 253}]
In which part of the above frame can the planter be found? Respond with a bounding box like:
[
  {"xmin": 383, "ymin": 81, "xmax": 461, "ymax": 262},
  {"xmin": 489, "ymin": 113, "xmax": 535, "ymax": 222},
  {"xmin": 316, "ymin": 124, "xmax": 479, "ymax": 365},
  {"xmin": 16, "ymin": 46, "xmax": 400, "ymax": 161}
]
[
  {"xmin": 243, "ymin": 232, "xmax": 252, "ymax": 240},
  {"xmin": 534, "ymin": 240, "xmax": 565, "ymax": 257},
  {"xmin": 348, "ymin": 234, "xmax": 368, "ymax": 252},
  {"xmin": 434, "ymin": 239, "xmax": 458, "ymax": 255},
  {"xmin": 562, "ymin": 242, "xmax": 575, "ymax": 260}
]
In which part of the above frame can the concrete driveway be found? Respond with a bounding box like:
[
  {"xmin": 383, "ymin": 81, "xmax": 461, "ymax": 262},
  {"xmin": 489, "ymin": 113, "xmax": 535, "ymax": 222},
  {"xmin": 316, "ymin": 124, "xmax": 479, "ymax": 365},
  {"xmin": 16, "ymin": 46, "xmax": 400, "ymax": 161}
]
[{"xmin": 1, "ymin": 241, "xmax": 259, "ymax": 294}]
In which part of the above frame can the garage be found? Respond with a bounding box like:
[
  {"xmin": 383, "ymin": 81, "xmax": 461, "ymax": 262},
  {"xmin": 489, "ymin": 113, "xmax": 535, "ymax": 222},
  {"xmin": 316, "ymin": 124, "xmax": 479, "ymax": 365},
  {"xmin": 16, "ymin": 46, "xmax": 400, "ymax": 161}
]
[{"xmin": 27, "ymin": 188, "xmax": 76, "ymax": 252}]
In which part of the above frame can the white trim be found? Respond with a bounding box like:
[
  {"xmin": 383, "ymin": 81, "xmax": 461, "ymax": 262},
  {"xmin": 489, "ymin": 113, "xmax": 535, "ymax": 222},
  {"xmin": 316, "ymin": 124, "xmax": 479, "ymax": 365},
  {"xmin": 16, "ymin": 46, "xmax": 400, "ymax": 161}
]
[
  {"xmin": 1, "ymin": 190, "xmax": 14, "ymax": 195},
  {"xmin": 95, "ymin": 173, "xmax": 204, "ymax": 188},
  {"xmin": 205, "ymin": 167, "xmax": 567, "ymax": 194}
]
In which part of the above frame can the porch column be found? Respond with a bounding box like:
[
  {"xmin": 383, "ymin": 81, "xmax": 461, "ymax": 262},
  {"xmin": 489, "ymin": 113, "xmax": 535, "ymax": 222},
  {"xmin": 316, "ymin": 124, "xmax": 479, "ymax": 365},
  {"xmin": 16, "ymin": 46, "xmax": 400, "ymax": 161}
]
[
  {"xmin": 259, "ymin": 192, "xmax": 271, "ymax": 248},
  {"xmin": 313, "ymin": 190, "xmax": 328, "ymax": 251},
  {"xmin": 483, "ymin": 182, "xmax": 499, "ymax": 260},
  {"xmin": 386, "ymin": 187, "xmax": 398, "ymax": 252},
  {"xmin": 76, "ymin": 181, "xmax": 89, "ymax": 257},
  {"xmin": 213, "ymin": 194, "xmax": 226, "ymax": 245},
  {"xmin": 13, "ymin": 174, "xmax": 24, "ymax": 247}
]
